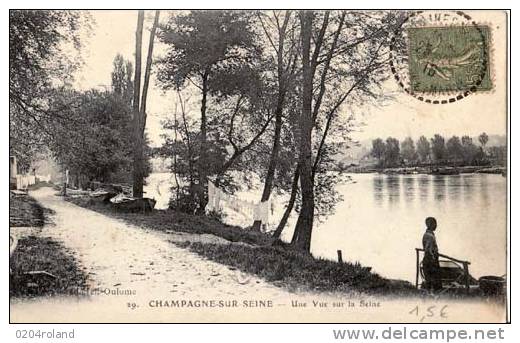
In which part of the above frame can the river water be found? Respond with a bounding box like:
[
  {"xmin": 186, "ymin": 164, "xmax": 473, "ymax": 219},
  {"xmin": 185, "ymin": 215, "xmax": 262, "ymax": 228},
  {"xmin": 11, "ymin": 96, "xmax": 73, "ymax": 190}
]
[
  {"xmin": 145, "ymin": 172, "xmax": 507, "ymax": 283},
  {"xmin": 305, "ymin": 173, "xmax": 507, "ymax": 283}
]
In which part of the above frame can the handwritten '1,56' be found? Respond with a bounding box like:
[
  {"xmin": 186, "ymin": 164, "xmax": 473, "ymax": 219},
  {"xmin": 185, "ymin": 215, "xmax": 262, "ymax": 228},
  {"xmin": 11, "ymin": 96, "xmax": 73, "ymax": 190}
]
[{"xmin": 409, "ymin": 305, "xmax": 448, "ymax": 322}]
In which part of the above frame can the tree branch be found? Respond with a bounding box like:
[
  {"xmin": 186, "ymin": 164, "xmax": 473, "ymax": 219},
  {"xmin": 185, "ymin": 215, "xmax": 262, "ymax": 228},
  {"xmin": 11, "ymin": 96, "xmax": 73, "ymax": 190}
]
[
  {"xmin": 227, "ymin": 95, "xmax": 244, "ymax": 152},
  {"xmin": 218, "ymin": 111, "xmax": 275, "ymax": 177}
]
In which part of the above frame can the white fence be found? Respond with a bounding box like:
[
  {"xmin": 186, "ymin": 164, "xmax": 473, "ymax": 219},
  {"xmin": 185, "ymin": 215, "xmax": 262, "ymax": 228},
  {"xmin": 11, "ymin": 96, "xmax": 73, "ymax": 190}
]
[
  {"xmin": 15, "ymin": 174, "xmax": 51, "ymax": 190},
  {"xmin": 206, "ymin": 181, "xmax": 271, "ymax": 230}
]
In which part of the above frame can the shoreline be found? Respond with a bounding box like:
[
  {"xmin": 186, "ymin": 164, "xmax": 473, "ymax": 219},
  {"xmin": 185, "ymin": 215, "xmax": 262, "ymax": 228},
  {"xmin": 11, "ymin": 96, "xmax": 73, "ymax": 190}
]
[
  {"xmin": 344, "ymin": 165, "xmax": 506, "ymax": 176},
  {"xmin": 65, "ymin": 190, "xmax": 506, "ymax": 301},
  {"xmin": 65, "ymin": 194, "xmax": 419, "ymax": 297}
]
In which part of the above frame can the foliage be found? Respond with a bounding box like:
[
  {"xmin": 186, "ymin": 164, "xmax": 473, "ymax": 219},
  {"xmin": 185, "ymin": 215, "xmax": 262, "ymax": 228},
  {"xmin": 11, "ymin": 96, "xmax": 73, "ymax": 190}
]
[
  {"xmin": 157, "ymin": 10, "xmax": 259, "ymax": 91},
  {"xmin": 48, "ymin": 89, "xmax": 147, "ymax": 184},
  {"xmin": 370, "ymin": 137, "xmax": 400, "ymax": 167},
  {"xmin": 430, "ymin": 134, "xmax": 446, "ymax": 162},
  {"xmin": 157, "ymin": 11, "xmax": 271, "ymax": 211},
  {"xmin": 9, "ymin": 10, "xmax": 91, "ymax": 169},
  {"xmin": 478, "ymin": 132, "xmax": 489, "ymax": 148},
  {"xmin": 384, "ymin": 137, "xmax": 400, "ymax": 167},
  {"xmin": 461, "ymin": 135, "xmax": 482, "ymax": 165},
  {"xmin": 488, "ymin": 146, "xmax": 507, "ymax": 166},
  {"xmin": 400, "ymin": 137, "xmax": 417, "ymax": 163},
  {"xmin": 369, "ymin": 133, "xmax": 499, "ymax": 168},
  {"xmin": 416, "ymin": 136, "xmax": 431, "ymax": 163},
  {"xmin": 446, "ymin": 136, "xmax": 463, "ymax": 161},
  {"xmin": 371, "ymin": 138, "xmax": 386, "ymax": 164},
  {"xmin": 111, "ymin": 53, "xmax": 134, "ymax": 102}
]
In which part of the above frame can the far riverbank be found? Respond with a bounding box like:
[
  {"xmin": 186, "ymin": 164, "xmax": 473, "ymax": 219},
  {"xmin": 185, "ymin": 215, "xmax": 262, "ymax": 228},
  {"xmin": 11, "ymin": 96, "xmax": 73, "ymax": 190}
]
[{"xmin": 345, "ymin": 165, "xmax": 506, "ymax": 176}]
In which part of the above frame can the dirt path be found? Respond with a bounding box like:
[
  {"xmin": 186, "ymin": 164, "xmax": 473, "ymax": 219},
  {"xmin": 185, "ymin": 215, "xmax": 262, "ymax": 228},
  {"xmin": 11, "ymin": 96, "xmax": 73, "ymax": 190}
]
[{"xmin": 9, "ymin": 188, "xmax": 506, "ymax": 323}]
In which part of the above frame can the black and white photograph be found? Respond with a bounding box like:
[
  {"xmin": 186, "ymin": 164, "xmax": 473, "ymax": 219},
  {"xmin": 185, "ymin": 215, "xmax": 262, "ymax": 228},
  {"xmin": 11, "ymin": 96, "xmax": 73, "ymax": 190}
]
[{"xmin": 8, "ymin": 9, "xmax": 509, "ymax": 324}]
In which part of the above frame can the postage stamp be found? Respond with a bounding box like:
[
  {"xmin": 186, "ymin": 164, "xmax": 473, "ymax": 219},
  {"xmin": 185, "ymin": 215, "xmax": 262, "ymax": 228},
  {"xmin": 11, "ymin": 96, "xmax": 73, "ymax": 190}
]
[
  {"xmin": 389, "ymin": 10, "xmax": 496, "ymax": 104},
  {"xmin": 407, "ymin": 26, "xmax": 492, "ymax": 93}
]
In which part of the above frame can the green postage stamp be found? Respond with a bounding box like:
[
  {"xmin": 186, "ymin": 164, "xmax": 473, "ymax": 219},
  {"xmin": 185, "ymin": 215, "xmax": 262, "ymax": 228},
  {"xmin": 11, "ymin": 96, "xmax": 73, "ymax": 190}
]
[{"xmin": 407, "ymin": 26, "xmax": 492, "ymax": 93}]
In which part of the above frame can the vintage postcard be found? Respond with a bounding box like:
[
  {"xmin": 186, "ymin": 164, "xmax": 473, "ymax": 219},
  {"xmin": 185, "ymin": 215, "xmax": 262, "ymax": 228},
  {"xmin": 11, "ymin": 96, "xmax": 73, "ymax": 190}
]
[{"xmin": 9, "ymin": 9, "xmax": 509, "ymax": 323}]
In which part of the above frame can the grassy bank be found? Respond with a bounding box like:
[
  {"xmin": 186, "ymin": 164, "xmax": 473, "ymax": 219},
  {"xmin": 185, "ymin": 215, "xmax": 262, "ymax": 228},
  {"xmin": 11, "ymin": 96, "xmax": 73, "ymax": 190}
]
[
  {"xmin": 67, "ymin": 194, "xmax": 417, "ymax": 295},
  {"xmin": 9, "ymin": 192, "xmax": 52, "ymax": 227},
  {"xmin": 10, "ymin": 236, "xmax": 88, "ymax": 298},
  {"xmin": 175, "ymin": 241, "xmax": 416, "ymax": 295},
  {"xmin": 10, "ymin": 190, "xmax": 88, "ymax": 298}
]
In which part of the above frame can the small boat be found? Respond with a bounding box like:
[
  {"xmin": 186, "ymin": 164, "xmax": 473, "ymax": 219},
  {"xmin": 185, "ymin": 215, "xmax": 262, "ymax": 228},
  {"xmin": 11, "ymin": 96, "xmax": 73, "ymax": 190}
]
[
  {"xmin": 415, "ymin": 248, "xmax": 506, "ymax": 296},
  {"xmin": 430, "ymin": 167, "xmax": 460, "ymax": 175},
  {"xmin": 90, "ymin": 190, "xmax": 118, "ymax": 203},
  {"xmin": 479, "ymin": 275, "xmax": 506, "ymax": 295},
  {"xmin": 415, "ymin": 248, "xmax": 476, "ymax": 294},
  {"xmin": 112, "ymin": 196, "xmax": 156, "ymax": 213},
  {"xmin": 477, "ymin": 167, "xmax": 507, "ymax": 175}
]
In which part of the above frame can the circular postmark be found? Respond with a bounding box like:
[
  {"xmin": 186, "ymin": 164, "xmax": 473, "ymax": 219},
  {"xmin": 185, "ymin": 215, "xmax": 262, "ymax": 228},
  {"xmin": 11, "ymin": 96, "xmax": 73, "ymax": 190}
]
[{"xmin": 389, "ymin": 10, "xmax": 492, "ymax": 104}]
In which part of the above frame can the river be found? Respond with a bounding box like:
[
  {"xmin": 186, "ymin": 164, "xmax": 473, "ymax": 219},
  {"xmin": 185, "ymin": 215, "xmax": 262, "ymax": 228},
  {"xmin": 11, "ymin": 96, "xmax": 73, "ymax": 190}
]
[{"xmin": 305, "ymin": 173, "xmax": 507, "ymax": 283}]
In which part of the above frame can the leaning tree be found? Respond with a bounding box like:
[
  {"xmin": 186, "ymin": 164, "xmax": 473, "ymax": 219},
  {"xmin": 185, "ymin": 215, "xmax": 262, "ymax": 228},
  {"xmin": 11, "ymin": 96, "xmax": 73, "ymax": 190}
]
[{"xmin": 285, "ymin": 10, "xmax": 404, "ymax": 252}]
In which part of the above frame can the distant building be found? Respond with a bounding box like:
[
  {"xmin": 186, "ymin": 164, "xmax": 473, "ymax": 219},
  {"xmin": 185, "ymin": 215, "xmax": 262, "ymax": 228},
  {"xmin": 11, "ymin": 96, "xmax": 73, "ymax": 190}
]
[
  {"xmin": 10, "ymin": 155, "xmax": 17, "ymax": 179},
  {"xmin": 10, "ymin": 156, "xmax": 18, "ymax": 189},
  {"xmin": 359, "ymin": 154, "xmax": 379, "ymax": 168}
]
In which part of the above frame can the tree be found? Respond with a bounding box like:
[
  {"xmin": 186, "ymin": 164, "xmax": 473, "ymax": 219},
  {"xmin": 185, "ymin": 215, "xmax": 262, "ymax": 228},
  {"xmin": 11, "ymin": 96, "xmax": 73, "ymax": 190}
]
[
  {"xmin": 416, "ymin": 136, "xmax": 431, "ymax": 164},
  {"xmin": 252, "ymin": 10, "xmax": 299, "ymax": 231},
  {"xmin": 371, "ymin": 138, "xmax": 386, "ymax": 166},
  {"xmin": 488, "ymin": 146, "xmax": 507, "ymax": 166},
  {"xmin": 48, "ymin": 89, "xmax": 134, "ymax": 185},
  {"xmin": 131, "ymin": 10, "xmax": 145, "ymax": 197},
  {"xmin": 9, "ymin": 10, "xmax": 90, "ymax": 169},
  {"xmin": 384, "ymin": 137, "xmax": 400, "ymax": 167},
  {"xmin": 9, "ymin": 10, "xmax": 87, "ymax": 106},
  {"xmin": 446, "ymin": 136, "xmax": 463, "ymax": 163},
  {"xmin": 132, "ymin": 10, "xmax": 160, "ymax": 198},
  {"xmin": 290, "ymin": 10, "xmax": 315, "ymax": 252},
  {"xmin": 430, "ymin": 134, "xmax": 446, "ymax": 162},
  {"xmin": 461, "ymin": 135, "xmax": 479, "ymax": 165},
  {"xmin": 158, "ymin": 10, "xmax": 262, "ymax": 213},
  {"xmin": 160, "ymin": 92, "xmax": 226, "ymax": 212},
  {"xmin": 277, "ymin": 11, "xmax": 403, "ymax": 249},
  {"xmin": 271, "ymin": 99, "xmax": 302, "ymax": 238},
  {"xmin": 479, "ymin": 132, "xmax": 489, "ymax": 149},
  {"xmin": 158, "ymin": 92, "xmax": 198, "ymax": 212},
  {"xmin": 111, "ymin": 53, "xmax": 134, "ymax": 103},
  {"xmin": 400, "ymin": 137, "xmax": 416, "ymax": 165}
]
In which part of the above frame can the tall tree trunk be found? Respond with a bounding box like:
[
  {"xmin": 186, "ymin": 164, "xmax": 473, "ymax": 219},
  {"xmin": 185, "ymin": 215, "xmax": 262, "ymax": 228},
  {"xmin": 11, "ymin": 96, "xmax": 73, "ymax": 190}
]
[
  {"xmin": 272, "ymin": 164, "xmax": 299, "ymax": 238},
  {"xmin": 291, "ymin": 11, "xmax": 315, "ymax": 253},
  {"xmin": 173, "ymin": 102, "xmax": 180, "ymax": 208},
  {"xmin": 196, "ymin": 72, "xmax": 209, "ymax": 214},
  {"xmin": 252, "ymin": 11, "xmax": 292, "ymax": 231},
  {"xmin": 251, "ymin": 109, "xmax": 283, "ymax": 230},
  {"xmin": 132, "ymin": 10, "xmax": 144, "ymax": 198},
  {"xmin": 132, "ymin": 10, "xmax": 159, "ymax": 198},
  {"xmin": 140, "ymin": 10, "xmax": 160, "ymax": 129},
  {"xmin": 178, "ymin": 91, "xmax": 196, "ymax": 206}
]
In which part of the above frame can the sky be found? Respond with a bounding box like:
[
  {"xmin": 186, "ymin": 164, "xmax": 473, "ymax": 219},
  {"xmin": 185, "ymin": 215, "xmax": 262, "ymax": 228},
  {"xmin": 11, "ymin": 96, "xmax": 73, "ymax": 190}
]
[{"xmin": 74, "ymin": 10, "xmax": 508, "ymax": 147}]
